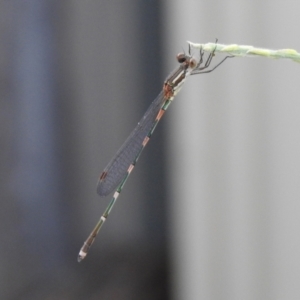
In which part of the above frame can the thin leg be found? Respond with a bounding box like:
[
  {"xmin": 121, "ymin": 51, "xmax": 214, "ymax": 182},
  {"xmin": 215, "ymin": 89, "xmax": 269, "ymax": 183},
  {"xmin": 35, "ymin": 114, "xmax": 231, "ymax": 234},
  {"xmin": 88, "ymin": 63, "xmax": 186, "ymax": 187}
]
[
  {"xmin": 191, "ymin": 55, "xmax": 233, "ymax": 75},
  {"xmin": 191, "ymin": 38, "xmax": 233, "ymax": 75}
]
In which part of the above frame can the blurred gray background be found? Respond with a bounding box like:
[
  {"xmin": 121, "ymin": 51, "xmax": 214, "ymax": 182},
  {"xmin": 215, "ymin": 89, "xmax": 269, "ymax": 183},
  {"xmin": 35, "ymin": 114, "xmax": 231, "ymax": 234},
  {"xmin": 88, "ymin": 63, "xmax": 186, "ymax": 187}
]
[{"xmin": 1, "ymin": 1, "xmax": 300, "ymax": 299}]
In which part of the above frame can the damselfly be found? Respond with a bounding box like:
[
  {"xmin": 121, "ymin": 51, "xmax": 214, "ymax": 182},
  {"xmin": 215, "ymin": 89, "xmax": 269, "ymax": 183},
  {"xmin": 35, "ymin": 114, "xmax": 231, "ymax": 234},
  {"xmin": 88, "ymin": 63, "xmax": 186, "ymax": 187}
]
[{"xmin": 78, "ymin": 43, "xmax": 231, "ymax": 262}]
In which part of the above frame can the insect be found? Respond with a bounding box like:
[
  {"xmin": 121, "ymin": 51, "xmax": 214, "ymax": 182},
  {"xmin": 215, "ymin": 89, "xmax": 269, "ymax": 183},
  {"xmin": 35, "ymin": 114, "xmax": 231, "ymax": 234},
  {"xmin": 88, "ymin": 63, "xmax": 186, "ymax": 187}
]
[{"xmin": 78, "ymin": 43, "xmax": 231, "ymax": 261}]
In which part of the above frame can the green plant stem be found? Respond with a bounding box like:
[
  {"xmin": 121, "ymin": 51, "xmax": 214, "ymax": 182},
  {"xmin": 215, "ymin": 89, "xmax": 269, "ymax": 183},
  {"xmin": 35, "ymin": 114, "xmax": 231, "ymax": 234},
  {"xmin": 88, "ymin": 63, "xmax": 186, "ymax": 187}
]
[{"xmin": 188, "ymin": 41, "xmax": 300, "ymax": 63}]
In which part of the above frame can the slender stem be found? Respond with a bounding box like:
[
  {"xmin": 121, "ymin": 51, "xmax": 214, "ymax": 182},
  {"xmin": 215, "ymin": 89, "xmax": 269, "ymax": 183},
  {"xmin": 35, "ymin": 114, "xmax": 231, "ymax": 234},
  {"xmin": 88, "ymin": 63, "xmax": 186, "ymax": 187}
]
[{"xmin": 188, "ymin": 41, "xmax": 300, "ymax": 63}]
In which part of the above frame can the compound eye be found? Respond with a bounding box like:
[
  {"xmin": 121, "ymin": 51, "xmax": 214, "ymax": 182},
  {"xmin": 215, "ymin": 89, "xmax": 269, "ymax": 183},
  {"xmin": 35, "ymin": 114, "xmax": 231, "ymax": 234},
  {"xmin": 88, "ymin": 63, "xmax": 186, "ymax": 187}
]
[
  {"xmin": 176, "ymin": 53, "xmax": 186, "ymax": 63},
  {"xmin": 189, "ymin": 58, "xmax": 197, "ymax": 69}
]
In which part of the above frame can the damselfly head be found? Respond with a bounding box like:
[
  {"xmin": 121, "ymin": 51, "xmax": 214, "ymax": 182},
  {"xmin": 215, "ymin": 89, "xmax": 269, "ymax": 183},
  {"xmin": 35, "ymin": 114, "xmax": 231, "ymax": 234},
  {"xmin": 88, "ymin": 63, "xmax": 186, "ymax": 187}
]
[{"xmin": 176, "ymin": 53, "xmax": 198, "ymax": 70}]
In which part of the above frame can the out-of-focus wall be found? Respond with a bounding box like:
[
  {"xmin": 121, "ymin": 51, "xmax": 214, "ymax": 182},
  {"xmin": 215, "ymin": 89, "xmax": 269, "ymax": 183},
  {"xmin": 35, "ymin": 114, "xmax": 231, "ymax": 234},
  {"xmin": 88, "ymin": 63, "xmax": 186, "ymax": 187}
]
[
  {"xmin": 0, "ymin": 1, "xmax": 167, "ymax": 299},
  {"xmin": 163, "ymin": 1, "xmax": 300, "ymax": 300}
]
